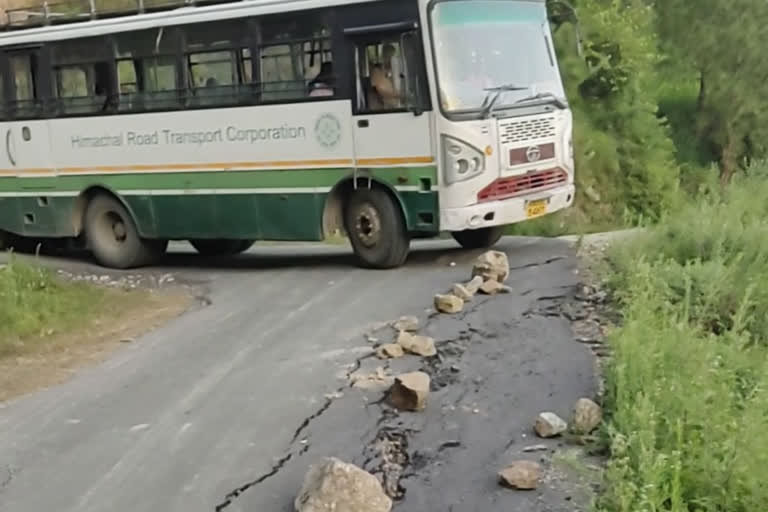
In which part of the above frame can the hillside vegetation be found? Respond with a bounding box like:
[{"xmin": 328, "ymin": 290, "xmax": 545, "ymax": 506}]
[
  {"xmin": 553, "ymin": 1, "xmax": 768, "ymax": 510},
  {"xmin": 599, "ymin": 166, "xmax": 768, "ymax": 512},
  {"xmin": 512, "ymin": 0, "xmax": 768, "ymax": 236}
]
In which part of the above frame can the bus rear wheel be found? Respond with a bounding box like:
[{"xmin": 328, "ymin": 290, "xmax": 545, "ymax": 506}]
[
  {"xmin": 344, "ymin": 187, "xmax": 409, "ymax": 269},
  {"xmin": 189, "ymin": 239, "xmax": 254, "ymax": 256},
  {"xmin": 85, "ymin": 195, "xmax": 164, "ymax": 269},
  {"xmin": 451, "ymin": 226, "xmax": 504, "ymax": 250}
]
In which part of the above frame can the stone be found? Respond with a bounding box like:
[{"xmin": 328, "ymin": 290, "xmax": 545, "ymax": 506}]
[
  {"xmin": 396, "ymin": 332, "xmax": 437, "ymax": 357},
  {"xmin": 571, "ymin": 398, "xmax": 603, "ymax": 434},
  {"xmin": 479, "ymin": 279, "xmax": 505, "ymax": 295},
  {"xmin": 376, "ymin": 343, "xmax": 404, "ymax": 359},
  {"xmin": 393, "ymin": 315, "xmax": 419, "ymax": 332},
  {"xmin": 434, "ymin": 294, "xmax": 464, "ymax": 314},
  {"xmin": 472, "ymin": 250, "xmax": 510, "ymax": 283},
  {"xmin": 351, "ymin": 367, "xmax": 393, "ymax": 391},
  {"xmin": 464, "ymin": 275, "xmax": 484, "ymax": 295},
  {"xmin": 295, "ymin": 457, "xmax": 393, "ymax": 512},
  {"xmin": 388, "ymin": 371, "xmax": 430, "ymax": 411},
  {"xmin": 452, "ymin": 283, "xmax": 473, "ymax": 301},
  {"xmin": 534, "ymin": 412, "xmax": 568, "ymax": 438},
  {"xmin": 498, "ymin": 460, "xmax": 541, "ymax": 490}
]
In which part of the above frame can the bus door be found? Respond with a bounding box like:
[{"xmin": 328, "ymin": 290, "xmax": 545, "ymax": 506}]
[
  {"xmin": 2, "ymin": 47, "xmax": 56, "ymax": 235},
  {"xmin": 345, "ymin": 26, "xmax": 433, "ymax": 178}
]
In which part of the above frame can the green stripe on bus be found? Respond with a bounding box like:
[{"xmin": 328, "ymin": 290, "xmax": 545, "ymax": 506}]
[{"xmin": 0, "ymin": 166, "xmax": 438, "ymax": 192}]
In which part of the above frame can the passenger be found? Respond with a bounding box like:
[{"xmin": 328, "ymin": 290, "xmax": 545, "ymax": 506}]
[
  {"xmin": 369, "ymin": 44, "xmax": 402, "ymax": 109},
  {"xmin": 199, "ymin": 77, "xmax": 219, "ymax": 105},
  {"xmin": 308, "ymin": 62, "xmax": 334, "ymax": 97}
]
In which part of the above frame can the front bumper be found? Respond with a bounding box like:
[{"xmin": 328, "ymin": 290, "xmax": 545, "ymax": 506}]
[{"xmin": 439, "ymin": 184, "xmax": 575, "ymax": 232}]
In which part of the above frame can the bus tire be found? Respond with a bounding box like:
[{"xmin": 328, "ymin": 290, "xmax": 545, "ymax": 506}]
[
  {"xmin": 189, "ymin": 239, "xmax": 254, "ymax": 256},
  {"xmin": 344, "ymin": 187, "xmax": 409, "ymax": 269},
  {"xmin": 451, "ymin": 226, "xmax": 504, "ymax": 249},
  {"xmin": 84, "ymin": 195, "xmax": 159, "ymax": 269}
]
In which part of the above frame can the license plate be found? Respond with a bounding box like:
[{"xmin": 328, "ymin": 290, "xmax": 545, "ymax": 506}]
[{"xmin": 525, "ymin": 199, "xmax": 548, "ymax": 218}]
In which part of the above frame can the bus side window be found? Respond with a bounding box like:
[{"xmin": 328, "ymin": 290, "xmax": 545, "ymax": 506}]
[
  {"xmin": 115, "ymin": 29, "xmax": 181, "ymax": 111},
  {"xmin": 181, "ymin": 19, "xmax": 249, "ymax": 108},
  {"xmin": 0, "ymin": 59, "xmax": 5, "ymax": 121},
  {"xmin": 50, "ymin": 36, "xmax": 115, "ymax": 116},
  {"xmin": 187, "ymin": 50, "xmax": 237, "ymax": 106},
  {"xmin": 356, "ymin": 39, "xmax": 406, "ymax": 113},
  {"xmin": 258, "ymin": 16, "xmax": 332, "ymax": 102},
  {"xmin": 400, "ymin": 30, "xmax": 429, "ymax": 114},
  {"xmin": 259, "ymin": 44, "xmax": 304, "ymax": 101},
  {"xmin": 9, "ymin": 53, "xmax": 40, "ymax": 118}
]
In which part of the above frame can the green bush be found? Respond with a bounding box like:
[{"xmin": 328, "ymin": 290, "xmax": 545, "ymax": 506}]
[{"xmin": 599, "ymin": 163, "xmax": 768, "ymax": 511}]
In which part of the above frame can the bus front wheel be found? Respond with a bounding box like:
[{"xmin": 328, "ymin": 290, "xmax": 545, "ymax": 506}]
[
  {"xmin": 189, "ymin": 239, "xmax": 254, "ymax": 256},
  {"xmin": 451, "ymin": 226, "xmax": 504, "ymax": 250},
  {"xmin": 344, "ymin": 187, "xmax": 409, "ymax": 269},
  {"xmin": 85, "ymin": 195, "xmax": 165, "ymax": 269}
]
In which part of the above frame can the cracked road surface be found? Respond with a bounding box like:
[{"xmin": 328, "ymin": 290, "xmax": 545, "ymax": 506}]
[{"xmin": 0, "ymin": 237, "xmax": 596, "ymax": 512}]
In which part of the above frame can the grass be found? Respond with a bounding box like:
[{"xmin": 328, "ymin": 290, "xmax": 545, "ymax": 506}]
[
  {"xmin": 596, "ymin": 165, "xmax": 768, "ymax": 512},
  {"xmin": 0, "ymin": 255, "xmax": 107, "ymax": 357}
]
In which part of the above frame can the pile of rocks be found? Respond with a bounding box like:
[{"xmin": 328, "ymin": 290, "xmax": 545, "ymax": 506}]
[
  {"xmin": 435, "ymin": 250, "xmax": 511, "ymax": 314},
  {"xmin": 375, "ymin": 315, "xmax": 436, "ymax": 360}
]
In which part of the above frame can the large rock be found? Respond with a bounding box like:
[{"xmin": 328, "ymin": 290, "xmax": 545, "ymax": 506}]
[
  {"xmin": 393, "ymin": 315, "xmax": 419, "ymax": 332},
  {"xmin": 434, "ymin": 294, "xmax": 464, "ymax": 314},
  {"xmin": 295, "ymin": 457, "xmax": 393, "ymax": 512},
  {"xmin": 534, "ymin": 412, "xmax": 568, "ymax": 438},
  {"xmin": 464, "ymin": 275, "xmax": 484, "ymax": 295},
  {"xmin": 571, "ymin": 398, "xmax": 603, "ymax": 434},
  {"xmin": 452, "ymin": 283, "xmax": 473, "ymax": 301},
  {"xmin": 498, "ymin": 460, "xmax": 541, "ymax": 490},
  {"xmin": 479, "ymin": 279, "xmax": 505, "ymax": 295},
  {"xmin": 396, "ymin": 332, "xmax": 436, "ymax": 357},
  {"xmin": 388, "ymin": 371, "xmax": 430, "ymax": 411},
  {"xmin": 376, "ymin": 343, "xmax": 404, "ymax": 359},
  {"xmin": 472, "ymin": 250, "xmax": 510, "ymax": 283}
]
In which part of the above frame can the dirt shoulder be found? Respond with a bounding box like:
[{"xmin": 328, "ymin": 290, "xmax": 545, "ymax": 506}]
[{"xmin": 0, "ymin": 262, "xmax": 193, "ymax": 403}]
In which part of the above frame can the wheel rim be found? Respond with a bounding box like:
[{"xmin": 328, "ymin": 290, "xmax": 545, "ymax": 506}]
[
  {"xmin": 97, "ymin": 210, "xmax": 129, "ymax": 247},
  {"xmin": 354, "ymin": 203, "xmax": 382, "ymax": 248}
]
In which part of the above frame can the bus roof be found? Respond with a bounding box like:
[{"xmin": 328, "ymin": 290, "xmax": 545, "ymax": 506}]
[{"xmin": 0, "ymin": 0, "xmax": 381, "ymax": 46}]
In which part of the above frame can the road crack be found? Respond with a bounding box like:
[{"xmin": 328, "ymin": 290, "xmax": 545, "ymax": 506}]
[
  {"xmin": 214, "ymin": 453, "xmax": 293, "ymax": 511},
  {"xmin": 213, "ymin": 350, "xmax": 375, "ymax": 510},
  {"xmin": 509, "ymin": 255, "xmax": 566, "ymax": 272},
  {"xmin": 0, "ymin": 465, "xmax": 15, "ymax": 493}
]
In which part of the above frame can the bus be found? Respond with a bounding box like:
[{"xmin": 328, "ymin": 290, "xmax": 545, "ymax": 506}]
[{"xmin": 0, "ymin": 0, "xmax": 574, "ymax": 269}]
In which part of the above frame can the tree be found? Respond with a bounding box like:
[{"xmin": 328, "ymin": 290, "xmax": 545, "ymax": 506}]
[{"xmin": 656, "ymin": 0, "xmax": 768, "ymax": 185}]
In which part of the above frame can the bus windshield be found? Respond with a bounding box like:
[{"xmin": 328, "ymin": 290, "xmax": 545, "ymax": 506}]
[{"xmin": 430, "ymin": 0, "xmax": 565, "ymax": 115}]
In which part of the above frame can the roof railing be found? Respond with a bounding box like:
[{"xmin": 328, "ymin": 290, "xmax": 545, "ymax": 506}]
[{"xmin": 1, "ymin": 0, "xmax": 242, "ymax": 30}]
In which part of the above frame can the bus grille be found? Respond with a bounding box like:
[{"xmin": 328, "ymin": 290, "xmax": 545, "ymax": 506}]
[
  {"xmin": 499, "ymin": 116, "xmax": 556, "ymax": 145},
  {"xmin": 477, "ymin": 168, "xmax": 568, "ymax": 202}
]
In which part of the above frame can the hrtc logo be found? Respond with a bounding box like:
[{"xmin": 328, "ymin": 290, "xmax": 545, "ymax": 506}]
[
  {"xmin": 315, "ymin": 113, "xmax": 341, "ymax": 149},
  {"xmin": 525, "ymin": 145, "xmax": 541, "ymax": 163}
]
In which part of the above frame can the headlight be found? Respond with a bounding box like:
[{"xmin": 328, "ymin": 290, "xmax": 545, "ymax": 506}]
[{"xmin": 442, "ymin": 135, "xmax": 485, "ymax": 185}]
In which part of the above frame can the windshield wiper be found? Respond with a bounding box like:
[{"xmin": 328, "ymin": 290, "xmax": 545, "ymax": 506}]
[
  {"xmin": 480, "ymin": 83, "xmax": 528, "ymax": 118},
  {"xmin": 514, "ymin": 92, "xmax": 568, "ymax": 109}
]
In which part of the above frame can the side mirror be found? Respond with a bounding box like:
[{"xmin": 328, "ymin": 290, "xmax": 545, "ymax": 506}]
[{"xmin": 547, "ymin": 0, "xmax": 582, "ymax": 57}]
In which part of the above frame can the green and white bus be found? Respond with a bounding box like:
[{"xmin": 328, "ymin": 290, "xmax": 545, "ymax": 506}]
[{"xmin": 0, "ymin": 0, "xmax": 574, "ymax": 269}]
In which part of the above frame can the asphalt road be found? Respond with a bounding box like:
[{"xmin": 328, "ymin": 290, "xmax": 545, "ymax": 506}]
[{"xmin": 0, "ymin": 237, "xmax": 597, "ymax": 512}]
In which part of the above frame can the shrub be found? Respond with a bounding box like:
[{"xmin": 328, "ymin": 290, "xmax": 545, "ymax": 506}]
[{"xmin": 600, "ymin": 162, "xmax": 768, "ymax": 511}]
